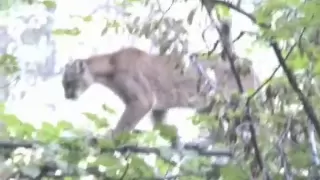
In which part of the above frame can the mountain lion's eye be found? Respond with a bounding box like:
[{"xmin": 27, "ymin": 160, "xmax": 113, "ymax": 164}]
[{"xmin": 63, "ymin": 81, "xmax": 72, "ymax": 88}]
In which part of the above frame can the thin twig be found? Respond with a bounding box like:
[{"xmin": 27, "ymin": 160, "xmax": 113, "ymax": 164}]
[{"xmin": 247, "ymin": 43, "xmax": 297, "ymax": 102}]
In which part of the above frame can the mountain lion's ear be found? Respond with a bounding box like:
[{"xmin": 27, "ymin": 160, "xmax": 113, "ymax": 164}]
[
  {"xmin": 65, "ymin": 61, "xmax": 72, "ymax": 69},
  {"xmin": 74, "ymin": 59, "xmax": 87, "ymax": 74}
]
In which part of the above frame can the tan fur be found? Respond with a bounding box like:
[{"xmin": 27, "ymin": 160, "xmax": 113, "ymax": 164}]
[{"xmin": 62, "ymin": 47, "xmax": 211, "ymax": 137}]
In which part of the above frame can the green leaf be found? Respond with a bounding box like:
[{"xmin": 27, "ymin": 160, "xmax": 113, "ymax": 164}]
[
  {"xmin": 82, "ymin": 15, "xmax": 93, "ymax": 22},
  {"xmin": 287, "ymin": 52, "xmax": 309, "ymax": 71},
  {"xmin": 83, "ymin": 112, "xmax": 109, "ymax": 128},
  {"xmin": 155, "ymin": 158, "xmax": 171, "ymax": 176},
  {"xmin": 0, "ymin": 54, "xmax": 20, "ymax": 74},
  {"xmin": 154, "ymin": 124, "xmax": 177, "ymax": 142},
  {"xmin": 102, "ymin": 104, "xmax": 116, "ymax": 114},
  {"xmin": 0, "ymin": 114, "xmax": 31, "ymax": 138},
  {"xmin": 36, "ymin": 122, "xmax": 60, "ymax": 142},
  {"xmin": 97, "ymin": 138, "xmax": 115, "ymax": 149},
  {"xmin": 20, "ymin": 122, "xmax": 36, "ymax": 139},
  {"xmin": 254, "ymin": 7, "xmax": 272, "ymax": 26},
  {"xmin": 216, "ymin": 4, "xmax": 231, "ymax": 18},
  {"xmin": 246, "ymin": 88, "xmax": 256, "ymax": 97},
  {"xmin": 42, "ymin": 0, "xmax": 56, "ymax": 9},
  {"xmin": 83, "ymin": 112, "xmax": 99, "ymax": 121},
  {"xmin": 0, "ymin": 54, "xmax": 16, "ymax": 64},
  {"xmin": 187, "ymin": 7, "xmax": 197, "ymax": 25},
  {"xmin": 114, "ymin": 131, "xmax": 136, "ymax": 146},
  {"xmin": 313, "ymin": 60, "xmax": 320, "ymax": 75},
  {"xmin": 288, "ymin": 150, "xmax": 309, "ymax": 168},
  {"xmin": 139, "ymin": 131, "xmax": 158, "ymax": 145},
  {"xmin": 94, "ymin": 153, "xmax": 122, "ymax": 168},
  {"xmin": 52, "ymin": 28, "xmax": 81, "ymax": 36},
  {"xmin": 287, "ymin": 0, "xmax": 301, "ymax": 6},
  {"xmin": 0, "ymin": 113, "xmax": 21, "ymax": 128},
  {"xmin": 56, "ymin": 120, "xmax": 73, "ymax": 131},
  {"xmin": 221, "ymin": 164, "xmax": 249, "ymax": 180},
  {"xmin": 42, "ymin": 122, "xmax": 56, "ymax": 131},
  {"xmin": 62, "ymin": 145, "xmax": 86, "ymax": 163},
  {"xmin": 190, "ymin": 114, "xmax": 218, "ymax": 129},
  {"xmin": 10, "ymin": 123, "xmax": 35, "ymax": 139},
  {"xmin": 129, "ymin": 155, "xmax": 154, "ymax": 177}
]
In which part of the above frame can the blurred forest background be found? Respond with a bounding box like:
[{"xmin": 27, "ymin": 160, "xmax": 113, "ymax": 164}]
[{"xmin": 0, "ymin": 0, "xmax": 318, "ymax": 179}]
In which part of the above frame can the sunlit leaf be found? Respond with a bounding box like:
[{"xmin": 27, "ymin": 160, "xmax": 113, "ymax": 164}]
[
  {"xmin": 0, "ymin": 54, "xmax": 16, "ymax": 64},
  {"xmin": 216, "ymin": 4, "xmax": 231, "ymax": 18},
  {"xmin": 56, "ymin": 121, "xmax": 73, "ymax": 131},
  {"xmin": 94, "ymin": 153, "xmax": 122, "ymax": 168},
  {"xmin": 288, "ymin": 150, "xmax": 310, "ymax": 168},
  {"xmin": 83, "ymin": 112, "xmax": 99, "ymax": 121},
  {"xmin": 52, "ymin": 28, "xmax": 81, "ymax": 36},
  {"xmin": 114, "ymin": 131, "xmax": 137, "ymax": 146},
  {"xmin": 83, "ymin": 112, "xmax": 109, "ymax": 128},
  {"xmin": 82, "ymin": 15, "xmax": 93, "ymax": 22},
  {"xmin": 42, "ymin": 0, "xmax": 56, "ymax": 9},
  {"xmin": 97, "ymin": 138, "xmax": 115, "ymax": 149},
  {"xmin": 155, "ymin": 158, "xmax": 171, "ymax": 176},
  {"xmin": 288, "ymin": 0, "xmax": 301, "ymax": 6},
  {"xmin": 129, "ymin": 155, "xmax": 154, "ymax": 177},
  {"xmin": 0, "ymin": 54, "xmax": 20, "ymax": 74},
  {"xmin": 154, "ymin": 124, "xmax": 177, "ymax": 142},
  {"xmin": 139, "ymin": 131, "xmax": 157, "ymax": 145},
  {"xmin": 313, "ymin": 60, "xmax": 320, "ymax": 75},
  {"xmin": 20, "ymin": 123, "xmax": 35, "ymax": 138},
  {"xmin": 221, "ymin": 164, "xmax": 249, "ymax": 180},
  {"xmin": 62, "ymin": 145, "xmax": 86, "ymax": 163},
  {"xmin": 246, "ymin": 88, "xmax": 256, "ymax": 97},
  {"xmin": 1, "ymin": 113, "xmax": 19, "ymax": 124},
  {"xmin": 287, "ymin": 52, "xmax": 309, "ymax": 71},
  {"xmin": 36, "ymin": 122, "xmax": 60, "ymax": 142},
  {"xmin": 102, "ymin": 104, "xmax": 116, "ymax": 114}
]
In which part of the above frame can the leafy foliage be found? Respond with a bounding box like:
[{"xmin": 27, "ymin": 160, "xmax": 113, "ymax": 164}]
[
  {"xmin": 52, "ymin": 28, "xmax": 81, "ymax": 36},
  {"xmin": 2, "ymin": 0, "xmax": 320, "ymax": 179},
  {"xmin": 0, "ymin": 54, "xmax": 20, "ymax": 75}
]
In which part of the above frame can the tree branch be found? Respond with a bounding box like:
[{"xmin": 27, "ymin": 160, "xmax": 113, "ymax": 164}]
[
  {"xmin": 211, "ymin": 0, "xmax": 320, "ymax": 161},
  {"xmin": 199, "ymin": 1, "xmax": 271, "ymax": 178},
  {"xmin": 270, "ymin": 41, "xmax": 320, "ymax": 139},
  {"xmin": 247, "ymin": 43, "xmax": 297, "ymax": 102},
  {"xmin": 214, "ymin": 0, "xmax": 270, "ymax": 29}
]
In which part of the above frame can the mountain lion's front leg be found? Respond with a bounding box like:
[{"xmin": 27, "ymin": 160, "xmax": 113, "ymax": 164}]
[{"xmin": 111, "ymin": 72, "xmax": 155, "ymax": 137}]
